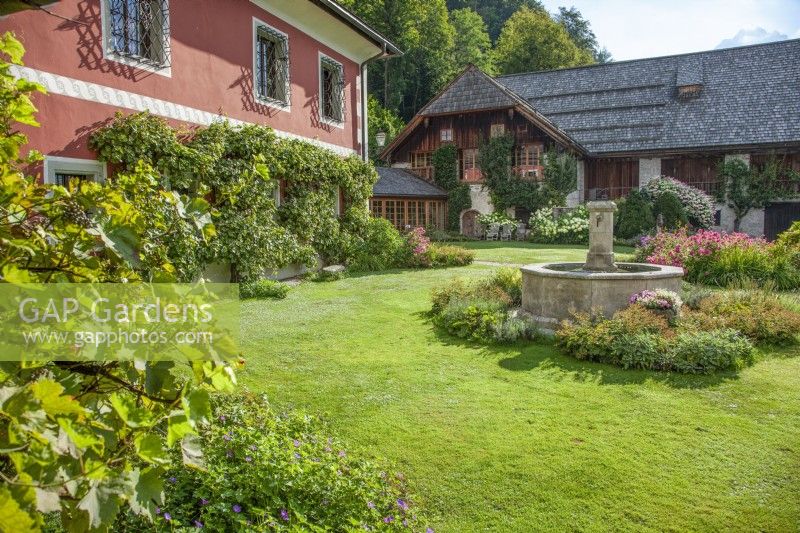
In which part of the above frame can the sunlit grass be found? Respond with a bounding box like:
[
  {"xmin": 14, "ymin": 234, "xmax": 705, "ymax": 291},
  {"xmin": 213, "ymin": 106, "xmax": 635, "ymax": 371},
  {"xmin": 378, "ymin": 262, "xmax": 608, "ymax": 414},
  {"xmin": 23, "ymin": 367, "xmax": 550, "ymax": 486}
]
[{"xmin": 240, "ymin": 248, "xmax": 800, "ymax": 532}]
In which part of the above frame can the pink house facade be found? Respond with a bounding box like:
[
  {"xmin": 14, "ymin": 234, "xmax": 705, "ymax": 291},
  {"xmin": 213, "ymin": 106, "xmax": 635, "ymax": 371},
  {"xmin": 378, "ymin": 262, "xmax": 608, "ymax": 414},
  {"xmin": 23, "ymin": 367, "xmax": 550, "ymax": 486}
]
[{"xmin": 0, "ymin": 0, "xmax": 399, "ymax": 183}]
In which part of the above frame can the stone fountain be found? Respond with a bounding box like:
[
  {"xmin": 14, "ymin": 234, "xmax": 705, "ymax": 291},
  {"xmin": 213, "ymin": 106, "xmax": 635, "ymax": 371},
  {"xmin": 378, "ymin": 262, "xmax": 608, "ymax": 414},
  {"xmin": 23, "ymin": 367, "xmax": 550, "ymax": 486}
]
[{"xmin": 521, "ymin": 201, "xmax": 684, "ymax": 331}]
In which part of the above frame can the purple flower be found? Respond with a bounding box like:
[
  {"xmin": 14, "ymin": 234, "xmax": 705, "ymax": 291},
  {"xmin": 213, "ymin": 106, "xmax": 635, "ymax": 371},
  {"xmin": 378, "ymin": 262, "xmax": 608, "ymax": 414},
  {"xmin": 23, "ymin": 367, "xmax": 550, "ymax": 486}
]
[
  {"xmin": 245, "ymin": 455, "xmax": 252, "ymax": 462},
  {"xmin": 155, "ymin": 507, "xmax": 161, "ymax": 515},
  {"xmin": 427, "ymin": 528, "xmax": 435, "ymax": 533},
  {"xmin": 397, "ymin": 499, "xmax": 408, "ymax": 511},
  {"xmin": 223, "ymin": 433, "xmax": 232, "ymax": 441},
  {"xmin": 219, "ymin": 415, "xmax": 226, "ymax": 422},
  {"xmin": 367, "ymin": 501, "xmax": 375, "ymax": 509},
  {"xmin": 338, "ymin": 450, "xmax": 346, "ymax": 457},
  {"xmin": 232, "ymin": 504, "xmax": 242, "ymax": 513},
  {"xmin": 280, "ymin": 508, "xmax": 290, "ymax": 521},
  {"xmin": 194, "ymin": 520, "xmax": 204, "ymax": 528},
  {"xmin": 384, "ymin": 515, "xmax": 394, "ymax": 523},
  {"xmin": 200, "ymin": 498, "xmax": 209, "ymax": 506},
  {"xmin": 163, "ymin": 512, "xmax": 172, "ymax": 521},
  {"xmin": 294, "ymin": 452, "xmax": 301, "ymax": 459},
  {"xmin": 168, "ymin": 476, "xmax": 177, "ymax": 483},
  {"xmin": 249, "ymin": 445, "xmax": 257, "ymax": 451},
  {"xmin": 293, "ymin": 439, "xmax": 301, "ymax": 448}
]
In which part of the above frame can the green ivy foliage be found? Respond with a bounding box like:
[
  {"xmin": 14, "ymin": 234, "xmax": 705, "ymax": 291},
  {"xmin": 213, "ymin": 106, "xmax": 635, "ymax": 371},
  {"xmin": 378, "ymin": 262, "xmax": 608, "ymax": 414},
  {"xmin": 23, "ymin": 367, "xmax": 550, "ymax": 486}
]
[
  {"xmin": 432, "ymin": 144, "xmax": 471, "ymax": 231},
  {"xmin": 0, "ymin": 32, "xmax": 236, "ymax": 531},
  {"xmin": 90, "ymin": 114, "xmax": 378, "ymax": 282},
  {"xmin": 478, "ymin": 134, "xmax": 577, "ymax": 214},
  {"xmin": 718, "ymin": 158, "xmax": 800, "ymax": 232}
]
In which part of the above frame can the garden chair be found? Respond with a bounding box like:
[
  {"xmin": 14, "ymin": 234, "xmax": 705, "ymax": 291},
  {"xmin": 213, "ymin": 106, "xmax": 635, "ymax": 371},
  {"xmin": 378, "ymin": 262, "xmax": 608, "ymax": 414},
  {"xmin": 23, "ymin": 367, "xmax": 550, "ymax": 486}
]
[
  {"xmin": 515, "ymin": 223, "xmax": 528, "ymax": 241},
  {"xmin": 499, "ymin": 223, "xmax": 514, "ymax": 241},
  {"xmin": 485, "ymin": 223, "xmax": 500, "ymax": 241}
]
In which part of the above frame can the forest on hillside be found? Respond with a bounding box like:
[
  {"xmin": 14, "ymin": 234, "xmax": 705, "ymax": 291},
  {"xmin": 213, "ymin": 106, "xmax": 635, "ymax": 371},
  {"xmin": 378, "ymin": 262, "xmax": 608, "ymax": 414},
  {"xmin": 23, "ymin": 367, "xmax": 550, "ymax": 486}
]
[{"xmin": 338, "ymin": 0, "xmax": 610, "ymax": 157}]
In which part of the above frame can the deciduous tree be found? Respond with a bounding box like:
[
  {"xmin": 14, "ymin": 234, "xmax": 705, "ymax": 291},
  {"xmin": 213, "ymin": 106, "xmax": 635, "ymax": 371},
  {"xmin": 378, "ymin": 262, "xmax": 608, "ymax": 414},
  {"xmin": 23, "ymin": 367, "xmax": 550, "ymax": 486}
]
[
  {"xmin": 450, "ymin": 8, "xmax": 496, "ymax": 74},
  {"xmin": 493, "ymin": 7, "xmax": 594, "ymax": 75}
]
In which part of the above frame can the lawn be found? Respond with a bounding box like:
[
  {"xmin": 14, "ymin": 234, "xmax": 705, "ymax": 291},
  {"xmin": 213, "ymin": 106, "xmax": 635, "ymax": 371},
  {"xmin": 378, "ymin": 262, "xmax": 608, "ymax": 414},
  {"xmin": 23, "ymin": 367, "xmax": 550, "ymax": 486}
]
[
  {"xmin": 458, "ymin": 240, "xmax": 635, "ymax": 264},
  {"xmin": 240, "ymin": 244, "xmax": 800, "ymax": 532}
]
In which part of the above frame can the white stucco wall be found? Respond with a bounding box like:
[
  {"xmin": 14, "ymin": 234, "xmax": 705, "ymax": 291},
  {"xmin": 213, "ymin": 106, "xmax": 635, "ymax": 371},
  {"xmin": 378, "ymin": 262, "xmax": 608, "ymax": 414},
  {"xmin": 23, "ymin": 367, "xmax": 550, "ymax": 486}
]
[
  {"xmin": 566, "ymin": 159, "xmax": 585, "ymax": 207},
  {"xmin": 713, "ymin": 154, "xmax": 764, "ymax": 236},
  {"xmin": 638, "ymin": 158, "xmax": 661, "ymax": 187},
  {"xmin": 469, "ymin": 184, "xmax": 493, "ymax": 215}
]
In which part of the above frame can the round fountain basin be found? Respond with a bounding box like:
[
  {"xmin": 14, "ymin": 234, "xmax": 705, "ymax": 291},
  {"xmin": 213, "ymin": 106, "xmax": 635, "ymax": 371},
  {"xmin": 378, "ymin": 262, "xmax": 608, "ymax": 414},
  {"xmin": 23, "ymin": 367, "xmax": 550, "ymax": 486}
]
[{"xmin": 520, "ymin": 262, "xmax": 684, "ymax": 331}]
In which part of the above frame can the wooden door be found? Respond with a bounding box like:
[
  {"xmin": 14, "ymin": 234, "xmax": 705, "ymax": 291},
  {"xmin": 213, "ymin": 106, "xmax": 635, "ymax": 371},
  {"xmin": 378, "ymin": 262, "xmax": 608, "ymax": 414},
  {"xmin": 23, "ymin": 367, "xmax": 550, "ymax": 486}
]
[
  {"xmin": 765, "ymin": 202, "xmax": 800, "ymax": 240},
  {"xmin": 461, "ymin": 210, "xmax": 481, "ymax": 237}
]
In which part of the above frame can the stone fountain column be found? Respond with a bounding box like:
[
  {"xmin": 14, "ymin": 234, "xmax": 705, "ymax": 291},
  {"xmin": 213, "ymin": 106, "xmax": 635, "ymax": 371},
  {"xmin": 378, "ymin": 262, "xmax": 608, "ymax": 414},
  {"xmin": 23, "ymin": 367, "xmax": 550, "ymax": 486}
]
[{"xmin": 584, "ymin": 201, "xmax": 617, "ymax": 271}]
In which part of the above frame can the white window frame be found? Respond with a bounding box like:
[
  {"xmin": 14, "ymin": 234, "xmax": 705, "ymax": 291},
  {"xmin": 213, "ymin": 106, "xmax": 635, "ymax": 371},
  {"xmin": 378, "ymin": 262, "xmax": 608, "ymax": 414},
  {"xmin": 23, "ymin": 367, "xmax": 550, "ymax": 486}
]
[
  {"xmin": 252, "ymin": 18, "xmax": 290, "ymax": 110},
  {"xmin": 43, "ymin": 157, "xmax": 106, "ymax": 185},
  {"xmin": 100, "ymin": 0, "xmax": 172, "ymax": 77},
  {"xmin": 319, "ymin": 52, "xmax": 345, "ymax": 128},
  {"xmin": 440, "ymin": 128, "xmax": 453, "ymax": 142}
]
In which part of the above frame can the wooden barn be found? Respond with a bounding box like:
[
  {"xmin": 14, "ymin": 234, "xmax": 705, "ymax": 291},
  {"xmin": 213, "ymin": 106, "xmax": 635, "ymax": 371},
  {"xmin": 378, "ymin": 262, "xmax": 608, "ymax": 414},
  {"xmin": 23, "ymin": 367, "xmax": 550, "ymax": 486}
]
[{"xmin": 377, "ymin": 39, "xmax": 800, "ymax": 238}]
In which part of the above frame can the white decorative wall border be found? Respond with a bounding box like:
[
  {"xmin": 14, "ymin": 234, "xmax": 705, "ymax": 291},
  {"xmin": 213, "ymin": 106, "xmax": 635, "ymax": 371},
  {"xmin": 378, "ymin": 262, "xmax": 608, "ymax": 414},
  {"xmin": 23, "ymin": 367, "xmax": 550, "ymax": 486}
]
[{"xmin": 10, "ymin": 65, "xmax": 356, "ymax": 157}]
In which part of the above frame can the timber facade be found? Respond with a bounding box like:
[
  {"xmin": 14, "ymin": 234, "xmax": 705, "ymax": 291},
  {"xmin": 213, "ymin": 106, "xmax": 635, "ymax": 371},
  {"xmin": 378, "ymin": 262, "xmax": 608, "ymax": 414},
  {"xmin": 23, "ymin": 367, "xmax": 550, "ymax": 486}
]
[{"xmin": 380, "ymin": 39, "xmax": 800, "ymax": 237}]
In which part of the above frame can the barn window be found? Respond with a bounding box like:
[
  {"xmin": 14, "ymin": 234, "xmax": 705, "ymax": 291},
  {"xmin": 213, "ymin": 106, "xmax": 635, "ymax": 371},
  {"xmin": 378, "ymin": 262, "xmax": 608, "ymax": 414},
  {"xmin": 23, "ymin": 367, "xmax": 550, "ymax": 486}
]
[
  {"xmin": 320, "ymin": 55, "xmax": 345, "ymax": 123},
  {"xmin": 440, "ymin": 128, "xmax": 453, "ymax": 142},
  {"xmin": 106, "ymin": 0, "xmax": 170, "ymax": 68},
  {"xmin": 490, "ymin": 123, "xmax": 505, "ymax": 138},
  {"xmin": 255, "ymin": 23, "xmax": 289, "ymax": 106},
  {"xmin": 515, "ymin": 144, "xmax": 542, "ymax": 167}
]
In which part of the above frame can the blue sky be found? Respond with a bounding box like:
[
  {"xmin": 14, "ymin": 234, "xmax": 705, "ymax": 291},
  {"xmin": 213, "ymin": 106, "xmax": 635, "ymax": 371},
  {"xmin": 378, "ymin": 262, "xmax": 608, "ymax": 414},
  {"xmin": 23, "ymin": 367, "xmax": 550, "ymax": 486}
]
[{"xmin": 540, "ymin": 0, "xmax": 800, "ymax": 60}]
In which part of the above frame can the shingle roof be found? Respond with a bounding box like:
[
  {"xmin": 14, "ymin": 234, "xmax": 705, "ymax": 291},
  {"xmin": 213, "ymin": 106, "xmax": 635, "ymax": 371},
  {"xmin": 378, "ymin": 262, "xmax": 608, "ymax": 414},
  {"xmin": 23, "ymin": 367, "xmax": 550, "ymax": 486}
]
[
  {"xmin": 373, "ymin": 168, "xmax": 448, "ymax": 198},
  {"xmin": 420, "ymin": 66, "xmax": 516, "ymax": 115},
  {"xmin": 495, "ymin": 39, "xmax": 800, "ymax": 154}
]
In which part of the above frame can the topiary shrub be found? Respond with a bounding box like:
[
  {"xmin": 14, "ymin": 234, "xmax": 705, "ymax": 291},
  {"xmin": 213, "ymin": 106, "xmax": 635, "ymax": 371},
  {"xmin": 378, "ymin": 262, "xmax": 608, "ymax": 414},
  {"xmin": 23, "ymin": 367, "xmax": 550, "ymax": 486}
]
[
  {"xmin": 116, "ymin": 393, "xmax": 429, "ymax": 531},
  {"xmin": 644, "ymin": 177, "xmax": 715, "ymax": 228},
  {"xmin": 240, "ymin": 279, "xmax": 290, "ymax": 300},
  {"xmin": 615, "ymin": 189, "xmax": 655, "ymax": 239},
  {"xmin": 652, "ymin": 191, "xmax": 688, "ymax": 230}
]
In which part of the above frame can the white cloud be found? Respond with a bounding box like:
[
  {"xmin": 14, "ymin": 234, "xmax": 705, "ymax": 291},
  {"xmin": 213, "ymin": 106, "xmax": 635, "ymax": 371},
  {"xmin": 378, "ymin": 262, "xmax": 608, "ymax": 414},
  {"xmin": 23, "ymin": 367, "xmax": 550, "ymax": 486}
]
[{"xmin": 715, "ymin": 27, "xmax": 789, "ymax": 49}]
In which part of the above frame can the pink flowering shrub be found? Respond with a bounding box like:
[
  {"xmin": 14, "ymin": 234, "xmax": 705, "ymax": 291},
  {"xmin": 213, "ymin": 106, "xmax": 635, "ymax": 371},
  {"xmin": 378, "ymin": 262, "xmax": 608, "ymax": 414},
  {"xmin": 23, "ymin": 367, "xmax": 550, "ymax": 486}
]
[
  {"xmin": 636, "ymin": 228, "xmax": 800, "ymax": 289},
  {"xmin": 629, "ymin": 289, "xmax": 683, "ymax": 322},
  {"xmin": 405, "ymin": 227, "xmax": 474, "ymax": 268},
  {"xmin": 406, "ymin": 226, "xmax": 431, "ymax": 256}
]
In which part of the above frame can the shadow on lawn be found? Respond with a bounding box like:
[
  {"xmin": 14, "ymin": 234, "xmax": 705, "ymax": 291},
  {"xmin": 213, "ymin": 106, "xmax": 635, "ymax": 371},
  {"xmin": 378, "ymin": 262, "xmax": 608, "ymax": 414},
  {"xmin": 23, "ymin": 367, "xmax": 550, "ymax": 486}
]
[
  {"xmin": 497, "ymin": 348, "xmax": 736, "ymax": 390},
  {"xmin": 421, "ymin": 312, "xmax": 735, "ymax": 390}
]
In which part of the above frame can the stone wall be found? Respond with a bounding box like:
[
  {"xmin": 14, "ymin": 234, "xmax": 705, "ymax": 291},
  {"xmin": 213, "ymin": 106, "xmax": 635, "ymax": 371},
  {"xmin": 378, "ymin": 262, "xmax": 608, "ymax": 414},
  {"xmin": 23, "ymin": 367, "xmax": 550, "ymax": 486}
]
[{"xmin": 638, "ymin": 157, "xmax": 661, "ymax": 187}]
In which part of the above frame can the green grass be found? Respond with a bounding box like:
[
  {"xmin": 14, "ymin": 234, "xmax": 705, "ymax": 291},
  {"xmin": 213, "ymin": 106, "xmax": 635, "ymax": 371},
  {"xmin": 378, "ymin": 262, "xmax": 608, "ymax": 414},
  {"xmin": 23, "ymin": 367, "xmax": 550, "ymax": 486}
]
[
  {"xmin": 241, "ymin": 248, "xmax": 800, "ymax": 532},
  {"xmin": 458, "ymin": 240, "xmax": 635, "ymax": 264}
]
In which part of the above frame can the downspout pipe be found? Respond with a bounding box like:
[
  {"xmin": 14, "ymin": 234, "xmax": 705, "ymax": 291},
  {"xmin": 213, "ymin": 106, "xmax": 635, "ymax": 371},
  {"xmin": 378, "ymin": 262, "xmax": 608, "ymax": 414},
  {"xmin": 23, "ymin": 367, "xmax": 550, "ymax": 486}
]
[{"xmin": 359, "ymin": 43, "xmax": 388, "ymax": 162}]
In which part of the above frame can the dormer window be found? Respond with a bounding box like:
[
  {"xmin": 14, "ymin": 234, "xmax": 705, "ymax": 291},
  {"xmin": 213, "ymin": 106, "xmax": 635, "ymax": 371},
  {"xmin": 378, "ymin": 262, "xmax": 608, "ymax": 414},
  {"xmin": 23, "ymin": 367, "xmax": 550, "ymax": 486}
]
[
  {"xmin": 676, "ymin": 56, "xmax": 704, "ymax": 100},
  {"xmin": 677, "ymin": 84, "xmax": 703, "ymax": 99}
]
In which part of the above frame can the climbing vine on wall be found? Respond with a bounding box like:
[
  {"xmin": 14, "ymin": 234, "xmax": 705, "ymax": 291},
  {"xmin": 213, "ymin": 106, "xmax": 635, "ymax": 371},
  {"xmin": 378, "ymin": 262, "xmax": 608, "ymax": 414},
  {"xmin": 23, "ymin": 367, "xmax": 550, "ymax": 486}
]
[
  {"xmin": 432, "ymin": 144, "xmax": 471, "ymax": 231},
  {"xmin": 90, "ymin": 112, "xmax": 377, "ymax": 282},
  {"xmin": 477, "ymin": 134, "xmax": 577, "ymax": 214}
]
